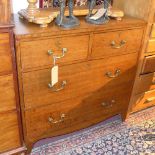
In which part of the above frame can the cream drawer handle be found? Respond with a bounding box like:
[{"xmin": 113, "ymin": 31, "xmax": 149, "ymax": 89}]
[
  {"xmin": 101, "ymin": 100, "xmax": 115, "ymax": 107},
  {"xmin": 111, "ymin": 40, "xmax": 126, "ymax": 49},
  {"xmin": 48, "ymin": 114, "xmax": 65, "ymax": 124},
  {"xmin": 144, "ymin": 97, "xmax": 155, "ymax": 104},
  {"xmin": 106, "ymin": 69, "xmax": 121, "ymax": 78},
  {"xmin": 48, "ymin": 80, "xmax": 67, "ymax": 92}
]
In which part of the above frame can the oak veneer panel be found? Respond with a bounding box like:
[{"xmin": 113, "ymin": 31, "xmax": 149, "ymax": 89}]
[
  {"xmin": 0, "ymin": 33, "xmax": 12, "ymax": 74},
  {"xmin": 23, "ymin": 53, "xmax": 137, "ymax": 109},
  {"xmin": 132, "ymin": 90, "xmax": 155, "ymax": 113},
  {"xmin": 20, "ymin": 35, "xmax": 89, "ymax": 70},
  {"xmin": 92, "ymin": 29, "xmax": 143, "ymax": 58},
  {"xmin": 147, "ymin": 39, "xmax": 155, "ymax": 53},
  {"xmin": 135, "ymin": 72, "xmax": 155, "ymax": 94},
  {"xmin": 0, "ymin": 112, "xmax": 20, "ymax": 153},
  {"xmin": 0, "ymin": 74, "xmax": 16, "ymax": 112},
  {"xmin": 142, "ymin": 55, "xmax": 155, "ymax": 74},
  {"xmin": 0, "ymin": 0, "xmax": 11, "ymax": 24},
  {"xmin": 25, "ymin": 84, "xmax": 131, "ymax": 143}
]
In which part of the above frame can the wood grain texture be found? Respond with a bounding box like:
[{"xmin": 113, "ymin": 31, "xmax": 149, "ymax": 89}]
[
  {"xmin": 25, "ymin": 83, "xmax": 132, "ymax": 144},
  {"xmin": 0, "ymin": 74, "xmax": 16, "ymax": 112},
  {"xmin": 0, "ymin": 111, "xmax": 20, "ymax": 153},
  {"xmin": 147, "ymin": 39, "xmax": 155, "ymax": 53},
  {"xmin": 142, "ymin": 55, "xmax": 155, "ymax": 74},
  {"xmin": 131, "ymin": 90, "xmax": 155, "ymax": 113},
  {"xmin": 20, "ymin": 35, "xmax": 89, "ymax": 70},
  {"xmin": 92, "ymin": 29, "xmax": 143, "ymax": 58},
  {"xmin": 0, "ymin": 0, "xmax": 11, "ymax": 24},
  {"xmin": 22, "ymin": 53, "xmax": 137, "ymax": 109},
  {"xmin": 0, "ymin": 33, "xmax": 12, "ymax": 74},
  {"xmin": 13, "ymin": 15, "xmax": 145, "ymax": 40},
  {"xmin": 135, "ymin": 73, "xmax": 155, "ymax": 94}
]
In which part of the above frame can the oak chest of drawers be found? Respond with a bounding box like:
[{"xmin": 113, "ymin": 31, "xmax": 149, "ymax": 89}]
[
  {"xmin": 130, "ymin": 1, "xmax": 155, "ymax": 113},
  {"xmin": 14, "ymin": 15, "xmax": 145, "ymax": 153},
  {"xmin": 0, "ymin": 27, "xmax": 22, "ymax": 154}
]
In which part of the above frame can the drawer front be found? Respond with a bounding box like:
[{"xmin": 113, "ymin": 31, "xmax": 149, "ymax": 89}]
[
  {"xmin": 150, "ymin": 24, "xmax": 155, "ymax": 38},
  {"xmin": 0, "ymin": 75, "xmax": 16, "ymax": 112},
  {"xmin": 23, "ymin": 53, "xmax": 137, "ymax": 109},
  {"xmin": 147, "ymin": 39, "xmax": 155, "ymax": 53},
  {"xmin": 0, "ymin": 112, "xmax": 20, "ymax": 153},
  {"xmin": 20, "ymin": 35, "xmax": 89, "ymax": 70},
  {"xmin": 142, "ymin": 55, "xmax": 155, "ymax": 74},
  {"xmin": 91, "ymin": 29, "xmax": 143, "ymax": 59},
  {"xmin": 0, "ymin": 33, "xmax": 12, "ymax": 74},
  {"xmin": 135, "ymin": 73, "xmax": 155, "ymax": 94},
  {"xmin": 132, "ymin": 90, "xmax": 155, "ymax": 113},
  {"xmin": 25, "ymin": 85, "xmax": 131, "ymax": 143}
]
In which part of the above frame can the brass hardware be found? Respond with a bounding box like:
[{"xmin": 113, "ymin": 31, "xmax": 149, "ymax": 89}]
[
  {"xmin": 144, "ymin": 97, "xmax": 155, "ymax": 104},
  {"xmin": 101, "ymin": 100, "xmax": 115, "ymax": 107},
  {"xmin": 152, "ymin": 80, "xmax": 155, "ymax": 85},
  {"xmin": 47, "ymin": 50, "xmax": 53, "ymax": 55},
  {"xmin": 48, "ymin": 80, "xmax": 67, "ymax": 92},
  {"xmin": 48, "ymin": 114, "xmax": 65, "ymax": 124},
  {"xmin": 111, "ymin": 40, "xmax": 126, "ymax": 49},
  {"xmin": 48, "ymin": 48, "xmax": 67, "ymax": 66},
  {"xmin": 106, "ymin": 69, "xmax": 121, "ymax": 78}
]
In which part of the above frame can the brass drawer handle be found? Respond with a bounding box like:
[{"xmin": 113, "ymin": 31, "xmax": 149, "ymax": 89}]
[
  {"xmin": 48, "ymin": 48, "xmax": 67, "ymax": 57},
  {"xmin": 106, "ymin": 69, "xmax": 121, "ymax": 78},
  {"xmin": 101, "ymin": 100, "xmax": 115, "ymax": 107},
  {"xmin": 48, "ymin": 114, "xmax": 65, "ymax": 124},
  {"xmin": 48, "ymin": 80, "xmax": 67, "ymax": 92},
  {"xmin": 111, "ymin": 40, "xmax": 126, "ymax": 49},
  {"xmin": 144, "ymin": 97, "xmax": 155, "ymax": 104},
  {"xmin": 152, "ymin": 80, "xmax": 155, "ymax": 85}
]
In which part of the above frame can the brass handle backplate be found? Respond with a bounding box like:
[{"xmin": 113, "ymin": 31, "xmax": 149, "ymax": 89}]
[
  {"xmin": 106, "ymin": 69, "xmax": 121, "ymax": 78},
  {"xmin": 48, "ymin": 114, "xmax": 65, "ymax": 124},
  {"xmin": 111, "ymin": 40, "xmax": 126, "ymax": 49},
  {"xmin": 101, "ymin": 100, "xmax": 116, "ymax": 107},
  {"xmin": 144, "ymin": 97, "xmax": 155, "ymax": 104},
  {"xmin": 48, "ymin": 80, "xmax": 67, "ymax": 92}
]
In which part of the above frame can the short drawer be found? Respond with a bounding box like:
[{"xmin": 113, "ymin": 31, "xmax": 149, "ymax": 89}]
[
  {"xmin": 132, "ymin": 90, "xmax": 155, "ymax": 113},
  {"xmin": 23, "ymin": 53, "xmax": 137, "ymax": 109},
  {"xmin": 25, "ymin": 85, "xmax": 130, "ymax": 143},
  {"xmin": 91, "ymin": 29, "xmax": 143, "ymax": 59},
  {"xmin": 20, "ymin": 35, "xmax": 89, "ymax": 70},
  {"xmin": 146, "ymin": 39, "xmax": 155, "ymax": 53},
  {"xmin": 0, "ymin": 74, "xmax": 16, "ymax": 112},
  {"xmin": 141, "ymin": 55, "xmax": 155, "ymax": 74},
  {"xmin": 135, "ymin": 72, "xmax": 155, "ymax": 94},
  {"xmin": 0, "ymin": 112, "xmax": 20, "ymax": 153},
  {"xmin": 0, "ymin": 33, "xmax": 12, "ymax": 74}
]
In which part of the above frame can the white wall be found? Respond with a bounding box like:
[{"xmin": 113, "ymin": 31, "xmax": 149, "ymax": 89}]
[{"xmin": 12, "ymin": 0, "xmax": 39, "ymax": 13}]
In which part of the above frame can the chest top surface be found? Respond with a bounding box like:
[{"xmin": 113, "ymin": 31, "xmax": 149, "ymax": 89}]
[{"xmin": 13, "ymin": 14, "xmax": 146, "ymax": 40}]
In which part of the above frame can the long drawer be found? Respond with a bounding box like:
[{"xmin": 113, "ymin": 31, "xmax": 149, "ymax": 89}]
[
  {"xmin": 135, "ymin": 72, "xmax": 155, "ymax": 94},
  {"xmin": 0, "ymin": 33, "xmax": 12, "ymax": 74},
  {"xmin": 142, "ymin": 55, "xmax": 155, "ymax": 74},
  {"xmin": 22, "ymin": 53, "xmax": 137, "ymax": 109},
  {"xmin": 0, "ymin": 74, "xmax": 16, "ymax": 112},
  {"xmin": 91, "ymin": 29, "xmax": 143, "ymax": 59},
  {"xmin": 25, "ymin": 84, "xmax": 131, "ymax": 143},
  {"xmin": 20, "ymin": 35, "xmax": 89, "ymax": 70},
  {"xmin": 0, "ymin": 111, "xmax": 20, "ymax": 153},
  {"xmin": 132, "ymin": 90, "xmax": 155, "ymax": 113}
]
